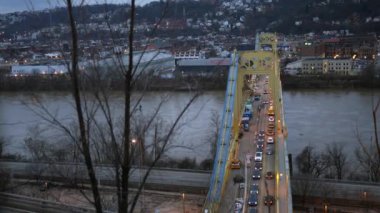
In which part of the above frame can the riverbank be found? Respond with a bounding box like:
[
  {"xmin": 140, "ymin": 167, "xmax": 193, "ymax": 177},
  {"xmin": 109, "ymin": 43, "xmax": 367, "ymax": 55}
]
[
  {"xmin": 0, "ymin": 75, "xmax": 227, "ymax": 91},
  {"xmin": 282, "ymin": 75, "xmax": 380, "ymax": 89},
  {"xmin": 1, "ymin": 74, "xmax": 379, "ymax": 91}
]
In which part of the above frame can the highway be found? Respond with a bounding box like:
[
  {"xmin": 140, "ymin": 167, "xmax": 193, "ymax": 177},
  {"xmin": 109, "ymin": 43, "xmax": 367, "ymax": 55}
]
[
  {"xmin": 0, "ymin": 192, "xmax": 96, "ymax": 213},
  {"xmin": 0, "ymin": 161, "xmax": 210, "ymax": 192},
  {"xmin": 2, "ymin": 161, "xmax": 380, "ymax": 205},
  {"xmin": 291, "ymin": 177, "xmax": 380, "ymax": 203}
]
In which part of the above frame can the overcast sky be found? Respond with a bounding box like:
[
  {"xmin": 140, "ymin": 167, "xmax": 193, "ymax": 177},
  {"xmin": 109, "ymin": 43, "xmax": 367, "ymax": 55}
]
[{"xmin": 0, "ymin": 0, "xmax": 156, "ymax": 14}]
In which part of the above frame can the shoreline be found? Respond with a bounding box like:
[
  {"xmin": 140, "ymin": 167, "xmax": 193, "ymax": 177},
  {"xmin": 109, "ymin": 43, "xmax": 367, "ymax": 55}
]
[{"xmin": 1, "ymin": 74, "xmax": 379, "ymax": 92}]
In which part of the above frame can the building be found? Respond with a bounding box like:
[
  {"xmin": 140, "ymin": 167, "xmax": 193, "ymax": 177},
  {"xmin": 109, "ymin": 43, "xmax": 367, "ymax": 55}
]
[
  {"xmin": 284, "ymin": 60, "xmax": 302, "ymax": 75},
  {"xmin": 323, "ymin": 35, "xmax": 377, "ymax": 59},
  {"xmin": 10, "ymin": 65, "xmax": 68, "ymax": 76},
  {"xmin": 176, "ymin": 58, "xmax": 230, "ymax": 77},
  {"xmin": 298, "ymin": 35, "xmax": 377, "ymax": 60},
  {"xmin": 301, "ymin": 58, "xmax": 324, "ymax": 74},
  {"xmin": 174, "ymin": 50, "xmax": 206, "ymax": 60},
  {"xmin": 84, "ymin": 49, "xmax": 175, "ymax": 78},
  {"xmin": 299, "ymin": 58, "xmax": 364, "ymax": 75},
  {"xmin": 297, "ymin": 41, "xmax": 325, "ymax": 58}
]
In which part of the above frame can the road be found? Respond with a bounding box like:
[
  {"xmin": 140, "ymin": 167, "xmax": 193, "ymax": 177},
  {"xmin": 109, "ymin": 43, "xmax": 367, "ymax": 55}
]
[
  {"xmin": 218, "ymin": 75, "xmax": 277, "ymax": 213},
  {"xmin": 0, "ymin": 192, "xmax": 96, "ymax": 213},
  {"xmin": 2, "ymin": 160, "xmax": 380, "ymax": 206},
  {"xmin": 0, "ymin": 161, "xmax": 210, "ymax": 191},
  {"xmin": 252, "ymin": 77, "xmax": 276, "ymax": 213}
]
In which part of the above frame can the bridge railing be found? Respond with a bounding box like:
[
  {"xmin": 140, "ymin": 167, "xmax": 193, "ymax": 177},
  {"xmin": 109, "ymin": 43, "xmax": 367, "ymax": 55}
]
[{"xmin": 204, "ymin": 53, "xmax": 238, "ymax": 211}]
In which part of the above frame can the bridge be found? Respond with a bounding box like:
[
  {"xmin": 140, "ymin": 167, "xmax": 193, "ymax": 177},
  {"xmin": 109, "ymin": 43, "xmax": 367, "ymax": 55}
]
[{"xmin": 204, "ymin": 33, "xmax": 292, "ymax": 212}]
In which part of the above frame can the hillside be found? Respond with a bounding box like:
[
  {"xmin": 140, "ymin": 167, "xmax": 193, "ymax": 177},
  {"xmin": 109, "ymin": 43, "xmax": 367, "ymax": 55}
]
[{"xmin": 0, "ymin": 0, "xmax": 379, "ymax": 37}]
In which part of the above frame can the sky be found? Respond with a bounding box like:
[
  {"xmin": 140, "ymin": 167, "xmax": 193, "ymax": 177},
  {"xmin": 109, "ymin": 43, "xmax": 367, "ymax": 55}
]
[{"xmin": 0, "ymin": 0, "xmax": 156, "ymax": 14}]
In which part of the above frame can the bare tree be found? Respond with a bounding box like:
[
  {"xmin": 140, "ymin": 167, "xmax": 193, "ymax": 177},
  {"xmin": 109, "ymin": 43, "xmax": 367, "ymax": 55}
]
[
  {"xmin": 295, "ymin": 145, "xmax": 328, "ymax": 177},
  {"xmin": 291, "ymin": 176, "xmax": 320, "ymax": 208},
  {"xmin": 355, "ymin": 80, "xmax": 380, "ymax": 181},
  {"xmin": 355, "ymin": 142, "xmax": 380, "ymax": 181},
  {"xmin": 0, "ymin": 138, "xmax": 10, "ymax": 191},
  {"xmin": 19, "ymin": 1, "xmax": 200, "ymax": 212},
  {"xmin": 0, "ymin": 137, "xmax": 5, "ymax": 159},
  {"xmin": 208, "ymin": 109, "xmax": 220, "ymax": 160},
  {"xmin": 323, "ymin": 142, "xmax": 347, "ymax": 180}
]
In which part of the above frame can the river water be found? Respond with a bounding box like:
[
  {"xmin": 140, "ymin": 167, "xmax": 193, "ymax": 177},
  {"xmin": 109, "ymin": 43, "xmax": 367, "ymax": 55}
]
[{"xmin": 0, "ymin": 89, "xmax": 379, "ymax": 162}]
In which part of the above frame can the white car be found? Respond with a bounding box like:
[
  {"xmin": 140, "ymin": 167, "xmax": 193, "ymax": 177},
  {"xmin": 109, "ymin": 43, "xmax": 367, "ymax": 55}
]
[
  {"xmin": 268, "ymin": 116, "xmax": 275, "ymax": 122},
  {"xmin": 254, "ymin": 152, "xmax": 263, "ymax": 162},
  {"xmin": 267, "ymin": 136, "xmax": 274, "ymax": 144}
]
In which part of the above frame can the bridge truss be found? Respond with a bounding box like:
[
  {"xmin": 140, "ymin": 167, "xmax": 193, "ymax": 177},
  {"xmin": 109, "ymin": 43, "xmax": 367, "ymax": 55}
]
[{"xmin": 204, "ymin": 33, "xmax": 291, "ymax": 212}]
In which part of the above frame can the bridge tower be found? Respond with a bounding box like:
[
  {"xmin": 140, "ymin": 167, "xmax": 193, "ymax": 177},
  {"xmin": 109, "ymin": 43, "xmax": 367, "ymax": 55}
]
[{"xmin": 204, "ymin": 33, "xmax": 289, "ymax": 212}]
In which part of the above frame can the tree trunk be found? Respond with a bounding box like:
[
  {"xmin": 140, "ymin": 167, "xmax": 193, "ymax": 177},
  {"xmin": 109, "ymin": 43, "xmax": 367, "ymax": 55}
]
[
  {"xmin": 120, "ymin": 0, "xmax": 136, "ymax": 212},
  {"xmin": 66, "ymin": 0, "xmax": 103, "ymax": 212}
]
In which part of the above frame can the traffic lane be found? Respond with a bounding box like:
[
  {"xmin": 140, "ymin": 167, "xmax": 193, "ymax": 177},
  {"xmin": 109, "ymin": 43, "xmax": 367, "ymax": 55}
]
[
  {"xmin": 246, "ymin": 90, "xmax": 265, "ymax": 211},
  {"xmin": 259, "ymin": 95, "xmax": 277, "ymax": 213},
  {"xmin": 263, "ymin": 148, "xmax": 276, "ymax": 213},
  {"xmin": 220, "ymin": 94, "xmax": 258, "ymax": 213},
  {"xmin": 256, "ymin": 104, "xmax": 267, "ymax": 212},
  {"xmin": 244, "ymin": 94, "xmax": 261, "ymax": 212}
]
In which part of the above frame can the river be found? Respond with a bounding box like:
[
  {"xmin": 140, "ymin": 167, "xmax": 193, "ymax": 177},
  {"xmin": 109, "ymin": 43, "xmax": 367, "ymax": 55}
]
[{"xmin": 0, "ymin": 89, "xmax": 379, "ymax": 162}]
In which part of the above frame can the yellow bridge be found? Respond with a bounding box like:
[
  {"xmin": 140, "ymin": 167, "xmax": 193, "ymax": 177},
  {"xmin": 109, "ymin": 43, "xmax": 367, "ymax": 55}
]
[{"xmin": 204, "ymin": 33, "xmax": 292, "ymax": 212}]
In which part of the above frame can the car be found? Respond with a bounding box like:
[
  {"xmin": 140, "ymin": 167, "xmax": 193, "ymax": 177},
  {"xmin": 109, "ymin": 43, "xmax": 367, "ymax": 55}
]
[
  {"xmin": 267, "ymin": 123, "xmax": 275, "ymax": 129},
  {"xmin": 239, "ymin": 183, "xmax": 245, "ymax": 189},
  {"xmin": 254, "ymin": 152, "xmax": 262, "ymax": 162},
  {"xmin": 263, "ymin": 90, "xmax": 268, "ymax": 94},
  {"xmin": 256, "ymin": 146, "xmax": 263, "ymax": 152},
  {"xmin": 266, "ymin": 147, "xmax": 274, "ymax": 155},
  {"xmin": 235, "ymin": 198, "xmax": 243, "ymax": 212},
  {"xmin": 233, "ymin": 174, "xmax": 244, "ymax": 184},
  {"xmin": 257, "ymin": 137, "xmax": 265, "ymax": 143},
  {"xmin": 248, "ymin": 193, "xmax": 258, "ymax": 206},
  {"xmin": 265, "ymin": 171, "xmax": 274, "ymax": 180},
  {"xmin": 254, "ymin": 162, "xmax": 263, "ymax": 170},
  {"xmin": 257, "ymin": 141, "xmax": 264, "ymax": 149},
  {"xmin": 267, "ymin": 136, "xmax": 274, "ymax": 144},
  {"xmin": 258, "ymin": 130, "xmax": 265, "ymax": 137},
  {"xmin": 262, "ymin": 100, "xmax": 269, "ymax": 104},
  {"xmin": 266, "ymin": 129, "xmax": 274, "ymax": 136},
  {"xmin": 264, "ymin": 195, "xmax": 274, "ymax": 206},
  {"xmin": 250, "ymin": 184, "xmax": 259, "ymax": 194},
  {"xmin": 252, "ymin": 169, "xmax": 261, "ymax": 179},
  {"xmin": 268, "ymin": 116, "xmax": 275, "ymax": 122}
]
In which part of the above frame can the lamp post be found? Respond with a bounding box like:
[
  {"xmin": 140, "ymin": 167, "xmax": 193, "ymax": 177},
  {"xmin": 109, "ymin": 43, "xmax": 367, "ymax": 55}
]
[
  {"xmin": 182, "ymin": 193, "xmax": 185, "ymax": 213},
  {"xmin": 132, "ymin": 138, "xmax": 144, "ymax": 209}
]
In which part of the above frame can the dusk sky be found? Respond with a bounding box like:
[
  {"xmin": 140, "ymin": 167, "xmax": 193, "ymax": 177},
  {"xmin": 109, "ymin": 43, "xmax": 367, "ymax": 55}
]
[{"xmin": 0, "ymin": 0, "xmax": 157, "ymax": 14}]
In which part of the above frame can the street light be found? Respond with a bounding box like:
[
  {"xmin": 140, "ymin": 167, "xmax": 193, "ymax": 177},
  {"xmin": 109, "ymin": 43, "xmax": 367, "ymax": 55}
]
[
  {"xmin": 131, "ymin": 138, "xmax": 144, "ymax": 209},
  {"xmin": 182, "ymin": 193, "xmax": 185, "ymax": 213}
]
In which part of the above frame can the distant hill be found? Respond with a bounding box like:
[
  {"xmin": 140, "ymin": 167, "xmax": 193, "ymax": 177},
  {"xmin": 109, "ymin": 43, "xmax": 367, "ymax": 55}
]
[
  {"xmin": 1, "ymin": 0, "xmax": 379, "ymax": 37},
  {"xmin": 246, "ymin": 0, "xmax": 380, "ymax": 34}
]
